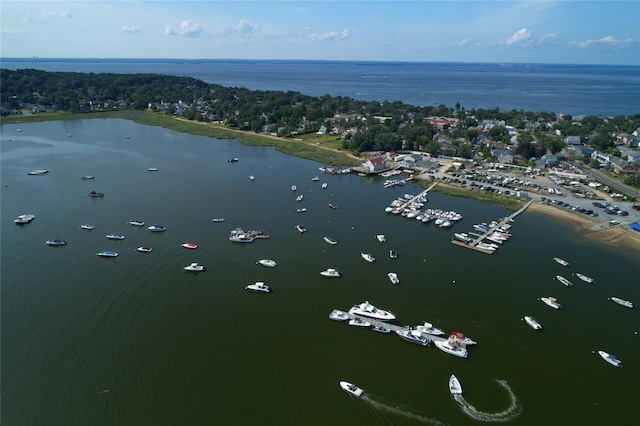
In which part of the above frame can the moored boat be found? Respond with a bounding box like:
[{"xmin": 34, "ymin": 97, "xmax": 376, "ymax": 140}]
[
  {"xmin": 597, "ymin": 350, "xmax": 622, "ymax": 367},
  {"xmin": 396, "ymin": 329, "xmax": 431, "ymax": 346},
  {"xmin": 323, "ymin": 236, "xmax": 338, "ymax": 245},
  {"xmin": 329, "ymin": 310, "xmax": 349, "ymax": 321},
  {"xmin": 148, "ymin": 225, "xmax": 166, "ymax": 232},
  {"xmin": 295, "ymin": 208, "xmax": 307, "ymax": 213},
  {"xmin": 106, "ymin": 233, "xmax": 125, "ymax": 240},
  {"xmin": 46, "ymin": 239, "xmax": 67, "ymax": 246},
  {"xmin": 14, "ymin": 214, "xmax": 35, "ymax": 224},
  {"xmin": 609, "ymin": 297, "xmax": 634, "ymax": 308},
  {"xmin": 575, "ymin": 273, "xmax": 594, "ymax": 284},
  {"xmin": 339, "ymin": 381, "xmax": 364, "ymax": 397},
  {"xmin": 291, "ymin": 185, "xmax": 297, "ymax": 191},
  {"xmin": 80, "ymin": 224, "xmax": 94, "ymax": 230},
  {"xmin": 449, "ymin": 374, "xmax": 463, "ymax": 395},
  {"xmin": 129, "ymin": 220, "xmax": 145, "ymax": 226},
  {"xmin": 361, "ymin": 252, "xmax": 375, "ymax": 263},
  {"xmin": 415, "ymin": 321, "xmax": 445, "ymax": 336},
  {"xmin": 389, "ymin": 249, "xmax": 398, "ymax": 259},
  {"xmin": 553, "ymin": 257, "xmax": 569, "ymax": 266},
  {"xmin": 181, "ymin": 242, "xmax": 198, "ymax": 249},
  {"xmin": 540, "ymin": 297, "xmax": 562, "ymax": 309},
  {"xmin": 184, "ymin": 262, "xmax": 206, "ymax": 272},
  {"xmin": 245, "ymin": 281, "xmax": 271, "ymax": 293},
  {"xmin": 388, "ymin": 272, "xmax": 400, "ymax": 285},
  {"xmin": 148, "ymin": 167, "xmax": 158, "ymax": 171},
  {"xmin": 556, "ymin": 275, "xmax": 574, "ymax": 287},
  {"xmin": 257, "ymin": 259, "xmax": 277, "ymax": 268},
  {"xmin": 328, "ymin": 203, "xmax": 337, "ymax": 209},
  {"xmin": 349, "ymin": 301, "xmax": 396, "ymax": 320},
  {"xmin": 96, "ymin": 251, "xmax": 118, "ymax": 257},
  {"xmin": 212, "ymin": 218, "xmax": 226, "ymax": 222},
  {"xmin": 348, "ymin": 317, "xmax": 371, "ymax": 327},
  {"xmin": 28, "ymin": 169, "xmax": 49, "ymax": 175},
  {"xmin": 320, "ymin": 268, "xmax": 341, "ymax": 278},
  {"xmin": 435, "ymin": 336, "xmax": 469, "ymax": 358},
  {"xmin": 137, "ymin": 247, "xmax": 152, "ymax": 253},
  {"xmin": 295, "ymin": 224, "xmax": 307, "ymax": 233},
  {"xmin": 372, "ymin": 324, "xmax": 391, "ymax": 333},
  {"xmin": 87, "ymin": 190, "xmax": 104, "ymax": 197},
  {"xmin": 524, "ymin": 315, "xmax": 542, "ymax": 330},
  {"xmin": 376, "ymin": 234, "xmax": 386, "ymax": 242},
  {"xmin": 296, "ymin": 195, "xmax": 304, "ymax": 202}
]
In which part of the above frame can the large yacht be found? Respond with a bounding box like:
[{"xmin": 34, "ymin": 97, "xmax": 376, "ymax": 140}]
[{"xmin": 349, "ymin": 301, "xmax": 396, "ymax": 321}]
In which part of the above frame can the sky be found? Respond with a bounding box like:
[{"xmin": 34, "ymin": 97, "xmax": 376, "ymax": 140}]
[{"xmin": 1, "ymin": 1, "xmax": 639, "ymax": 65}]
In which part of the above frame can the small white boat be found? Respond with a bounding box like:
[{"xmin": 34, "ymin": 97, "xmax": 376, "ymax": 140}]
[
  {"xmin": 323, "ymin": 236, "xmax": 338, "ymax": 245},
  {"xmin": 321, "ymin": 182, "xmax": 328, "ymax": 189},
  {"xmin": 249, "ymin": 175, "xmax": 255, "ymax": 180},
  {"xmin": 553, "ymin": 257, "xmax": 569, "ymax": 266},
  {"xmin": 80, "ymin": 224, "xmax": 94, "ymax": 230},
  {"xmin": 296, "ymin": 195, "xmax": 304, "ymax": 202},
  {"xmin": 372, "ymin": 324, "xmax": 391, "ymax": 333},
  {"xmin": 96, "ymin": 251, "xmax": 118, "ymax": 257},
  {"xmin": 449, "ymin": 374, "xmax": 463, "ymax": 395},
  {"xmin": 415, "ymin": 322, "xmax": 445, "ymax": 336},
  {"xmin": 181, "ymin": 243, "xmax": 198, "ymax": 249},
  {"xmin": 80, "ymin": 175, "xmax": 95, "ymax": 180},
  {"xmin": 339, "ymin": 381, "xmax": 364, "ymax": 397},
  {"xmin": 388, "ymin": 272, "xmax": 400, "ymax": 285},
  {"xmin": 311, "ymin": 176, "xmax": 320, "ymax": 182},
  {"xmin": 348, "ymin": 317, "xmax": 371, "ymax": 327},
  {"xmin": 556, "ymin": 275, "xmax": 574, "ymax": 287},
  {"xmin": 320, "ymin": 268, "xmax": 341, "ymax": 278},
  {"xmin": 257, "ymin": 259, "xmax": 277, "ymax": 268},
  {"xmin": 435, "ymin": 338, "xmax": 468, "ymax": 358},
  {"xmin": 106, "ymin": 233, "xmax": 125, "ymax": 240},
  {"xmin": 376, "ymin": 234, "xmax": 386, "ymax": 243},
  {"xmin": 295, "ymin": 224, "xmax": 307, "ymax": 233},
  {"xmin": 389, "ymin": 249, "xmax": 398, "ymax": 259},
  {"xmin": 329, "ymin": 310, "xmax": 349, "ymax": 321},
  {"xmin": 524, "ymin": 315, "xmax": 542, "ymax": 330},
  {"xmin": 212, "ymin": 218, "xmax": 226, "ymax": 222},
  {"xmin": 295, "ymin": 208, "xmax": 307, "ymax": 213},
  {"xmin": 129, "ymin": 220, "xmax": 145, "ymax": 226},
  {"xmin": 137, "ymin": 247, "xmax": 152, "ymax": 253},
  {"xmin": 396, "ymin": 329, "xmax": 431, "ymax": 346},
  {"xmin": 291, "ymin": 185, "xmax": 297, "ymax": 191},
  {"xmin": 14, "ymin": 214, "xmax": 36, "ymax": 224},
  {"xmin": 349, "ymin": 301, "xmax": 396, "ymax": 321},
  {"xmin": 184, "ymin": 262, "xmax": 206, "ymax": 272},
  {"xmin": 361, "ymin": 252, "xmax": 375, "ymax": 263},
  {"xmin": 575, "ymin": 273, "xmax": 594, "ymax": 284},
  {"xmin": 46, "ymin": 239, "xmax": 67, "ymax": 246},
  {"xmin": 148, "ymin": 225, "xmax": 166, "ymax": 232},
  {"xmin": 598, "ymin": 350, "xmax": 622, "ymax": 368},
  {"xmin": 540, "ymin": 297, "xmax": 562, "ymax": 309},
  {"xmin": 609, "ymin": 297, "xmax": 634, "ymax": 308},
  {"xmin": 28, "ymin": 169, "xmax": 50, "ymax": 175},
  {"xmin": 245, "ymin": 281, "xmax": 271, "ymax": 293},
  {"xmin": 328, "ymin": 203, "xmax": 337, "ymax": 209},
  {"xmin": 148, "ymin": 167, "xmax": 158, "ymax": 172}
]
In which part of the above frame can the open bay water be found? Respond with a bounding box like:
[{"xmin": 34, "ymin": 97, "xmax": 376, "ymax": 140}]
[
  {"xmin": 2, "ymin": 119, "xmax": 639, "ymax": 425},
  {"xmin": 2, "ymin": 59, "xmax": 639, "ymax": 117}
]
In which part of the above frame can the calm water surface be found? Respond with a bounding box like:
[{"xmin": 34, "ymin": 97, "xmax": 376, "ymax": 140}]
[{"xmin": 2, "ymin": 120, "xmax": 639, "ymax": 425}]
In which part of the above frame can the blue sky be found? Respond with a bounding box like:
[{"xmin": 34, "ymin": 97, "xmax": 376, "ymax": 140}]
[{"xmin": 1, "ymin": 1, "xmax": 639, "ymax": 65}]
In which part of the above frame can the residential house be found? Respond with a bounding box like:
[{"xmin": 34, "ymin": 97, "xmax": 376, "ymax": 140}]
[
  {"xmin": 564, "ymin": 136, "xmax": 581, "ymax": 145},
  {"xmin": 361, "ymin": 157, "xmax": 387, "ymax": 173},
  {"xmin": 492, "ymin": 148, "xmax": 514, "ymax": 164}
]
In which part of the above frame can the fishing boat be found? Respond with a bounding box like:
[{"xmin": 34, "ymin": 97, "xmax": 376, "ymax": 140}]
[
  {"xmin": 339, "ymin": 381, "xmax": 364, "ymax": 397},
  {"xmin": 609, "ymin": 297, "xmax": 634, "ymax": 309},
  {"xmin": 80, "ymin": 224, "xmax": 94, "ymax": 230},
  {"xmin": 524, "ymin": 315, "xmax": 543, "ymax": 330},
  {"xmin": 449, "ymin": 374, "xmax": 463, "ymax": 395},
  {"xmin": 320, "ymin": 268, "xmax": 341, "ymax": 278},
  {"xmin": 46, "ymin": 239, "xmax": 67, "ymax": 246},
  {"xmin": 361, "ymin": 252, "xmax": 375, "ymax": 263},
  {"xmin": 106, "ymin": 233, "xmax": 125, "ymax": 240},
  {"xmin": 540, "ymin": 297, "xmax": 562, "ymax": 309},
  {"xmin": 388, "ymin": 272, "xmax": 400, "ymax": 285},
  {"xmin": 184, "ymin": 262, "xmax": 206, "ymax": 272},
  {"xmin": 96, "ymin": 251, "xmax": 118, "ymax": 257},
  {"xmin": 329, "ymin": 310, "xmax": 349, "ymax": 321},
  {"xmin": 137, "ymin": 247, "xmax": 152, "ymax": 253},
  {"xmin": 556, "ymin": 275, "xmax": 574, "ymax": 287},
  {"xmin": 553, "ymin": 257, "xmax": 569, "ymax": 266},
  {"xmin": 257, "ymin": 259, "xmax": 277, "ymax": 268},
  {"xmin": 148, "ymin": 225, "xmax": 166, "ymax": 232},
  {"xmin": 181, "ymin": 243, "xmax": 198, "ymax": 249},
  {"xmin": 575, "ymin": 273, "xmax": 594, "ymax": 284},
  {"xmin": 129, "ymin": 220, "xmax": 145, "ymax": 226},
  {"xmin": 597, "ymin": 350, "xmax": 622, "ymax": 367},
  {"xmin": 349, "ymin": 301, "xmax": 396, "ymax": 321},
  {"xmin": 323, "ymin": 236, "xmax": 338, "ymax": 245},
  {"xmin": 245, "ymin": 281, "xmax": 271, "ymax": 293}
]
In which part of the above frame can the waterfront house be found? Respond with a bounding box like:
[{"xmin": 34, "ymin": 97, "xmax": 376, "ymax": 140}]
[{"xmin": 361, "ymin": 157, "xmax": 387, "ymax": 173}]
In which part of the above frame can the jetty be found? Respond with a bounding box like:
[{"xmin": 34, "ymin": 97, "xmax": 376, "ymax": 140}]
[
  {"xmin": 391, "ymin": 181, "xmax": 438, "ymax": 214},
  {"xmin": 451, "ymin": 200, "xmax": 533, "ymax": 254}
]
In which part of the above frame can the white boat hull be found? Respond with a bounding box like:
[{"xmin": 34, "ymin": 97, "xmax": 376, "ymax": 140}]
[
  {"xmin": 449, "ymin": 375, "xmax": 463, "ymax": 395},
  {"xmin": 340, "ymin": 381, "xmax": 364, "ymax": 397}
]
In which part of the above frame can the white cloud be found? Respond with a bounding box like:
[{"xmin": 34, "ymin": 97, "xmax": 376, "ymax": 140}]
[
  {"xmin": 235, "ymin": 19, "xmax": 259, "ymax": 35},
  {"xmin": 540, "ymin": 33, "xmax": 558, "ymax": 43},
  {"xmin": 506, "ymin": 28, "xmax": 531, "ymax": 45},
  {"xmin": 456, "ymin": 38, "xmax": 471, "ymax": 48},
  {"xmin": 121, "ymin": 26, "xmax": 139, "ymax": 34},
  {"xmin": 574, "ymin": 36, "xmax": 634, "ymax": 49},
  {"xmin": 23, "ymin": 10, "xmax": 71, "ymax": 24},
  {"xmin": 165, "ymin": 20, "xmax": 205, "ymax": 37},
  {"xmin": 307, "ymin": 29, "xmax": 354, "ymax": 42}
]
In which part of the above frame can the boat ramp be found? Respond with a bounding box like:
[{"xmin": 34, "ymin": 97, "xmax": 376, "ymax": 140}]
[{"xmin": 451, "ymin": 200, "xmax": 533, "ymax": 254}]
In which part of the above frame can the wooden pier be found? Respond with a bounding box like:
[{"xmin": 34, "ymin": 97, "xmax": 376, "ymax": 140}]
[
  {"xmin": 391, "ymin": 181, "xmax": 439, "ymax": 214},
  {"xmin": 451, "ymin": 199, "xmax": 534, "ymax": 254}
]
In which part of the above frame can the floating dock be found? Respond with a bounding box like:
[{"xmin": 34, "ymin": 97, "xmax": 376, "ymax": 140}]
[{"xmin": 391, "ymin": 181, "xmax": 438, "ymax": 214}]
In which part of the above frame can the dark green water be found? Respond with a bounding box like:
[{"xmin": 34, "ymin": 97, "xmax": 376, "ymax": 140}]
[{"xmin": 2, "ymin": 120, "xmax": 638, "ymax": 425}]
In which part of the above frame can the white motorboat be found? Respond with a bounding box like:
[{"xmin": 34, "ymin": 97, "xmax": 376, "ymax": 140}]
[
  {"xmin": 295, "ymin": 208, "xmax": 307, "ymax": 213},
  {"xmin": 295, "ymin": 224, "xmax": 307, "ymax": 233},
  {"xmin": 415, "ymin": 322, "xmax": 445, "ymax": 336},
  {"xmin": 129, "ymin": 220, "xmax": 145, "ymax": 226},
  {"xmin": 329, "ymin": 310, "xmax": 349, "ymax": 321},
  {"xmin": 553, "ymin": 257, "xmax": 569, "ymax": 266},
  {"xmin": 184, "ymin": 262, "xmax": 206, "ymax": 272},
  {"xmin": 435, "ymin": 337, "xmax": 468, "ymax": 358},
  {"xmin": 396, "ymin": 329, "xmax": 431, "ymax": 346},
  {"xmin": 540, "ymin": 297, "xmax": 562, "ymax": 309},
  {"xmin": 148, "ymin": 225, "xmax": 166, "ymax": 232},
  {"xmin": 212, "ymin": 218, "xmax": 226, "ymax": 222},
  {"xmin": 137, "ymin": 247, "xmax": 152, "ymax": 253},
  {"xmin": 597, "ymin": 350, "xmax": 622, "ymax": 367},
  {"xmin": 323, "ymin": 236, "xmax": 338, "ymax": 245},
  {"xmin": 245, "ymin": 281, "xmax": 271, "ymax": 293},
  {"xmin": 28, "ymin": 169, "xmax": 49, "ymax": 175},
  {"xmin": 328, "ymin": 203, "xmax": 337, "ymax": 209},
  {"xmin": 575, "ymin": 273, "xmax": 594, "ymax": 284},
  {"xmin": 46, "ymin": 239, "xmax": 67, "ymax": 246},
  {"xmin": 372, "ymin": 324, "xmax": 391, "ymax": 333},
  {"xmin": 181, "ymin": 242, "xmax": 198, "ymax": 249},
  {"xmin": 96, "ymin": 251, "xmax": 118, "ymax": 257},
  {"xmin": 477, "ymin": 242, "xmax": 497, "ymax": 251},
  {"xmin": 311, "ymin": 176, "xmax": 320, "ymax": 182},
  {"xmin": 556, "ymin": 275, "xmax": 574, "ymax": 287},
  {"xmin": 80, "ymin": 224, "xmax": 94, "ymax": 230},
  {"xmin": 361, "ymin": 252, "xmax": 375, "ymax": 263},
  {"xmin": 348, "ymin": 317, "xmax": 371, "ymax": 327},
  {"xmin": 339, "ymin": 381, "xmax": 364, "ymax": 397},
  {"xmin": 321, "ymin": 182, "xmax": 328, "ymax": 189},
  {"xmin": 389, "ymin": 249, "xmax": 398, "ymax": 259},
  {"xmin": 249, "ymin": 175, "xmax": 255, "ymax": 180},
  {"xmin": 449, "ymin": 374, "xmax": 463, "ymax": 395},
  {"xmin": 291, "ymin": 185, "xmax": 297, "ymax": 191},
  {"xmin": 524, "ymin": 315, "xmax": 542, "ymax": 330},
  {"xmin": 296, "ymin": 195, "xmax": 304, "ymax": 202},
  {"xmin": 148, "ymin": 167, "xmax": 158, "ymax": 172},
  {"xmin": 15, "ymin": 214, "xmax": 36, "ymax": 224},
  {"xmin": 376, "ymin": 234, "xmax": 386, "ymax": 242},
  {"xmin": 349, "ymin": 301, "xmax": 396, "ymax": 321},
  {"xmin": 257, "ymin": 259, "xmax": 277, "ymax": 268},
  {"xmin": 320, "ymin": 268, "xmax": 341, "ymax": 278},
  {"xmin": 388, "ymin": 272, "xmax": 400, "ymax": 285},
  {"xmin": 454, "ymin": 233, "xmax": 473, "ymax": 243},
  {"xmin": 609, "ymin": 297, "xmax": 634, "ymax": 309},
  {"xmin": 106, "ymin": 233, "xmax": 125, "ymax": 240}
]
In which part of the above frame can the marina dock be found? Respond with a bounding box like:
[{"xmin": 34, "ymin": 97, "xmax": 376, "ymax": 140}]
[
  {"xmin": 451, "ymin": 200, "xmax": 533, "ymax": 254},
  {"xmin": 391, "ymin": 181, "xmax": 438, "ymax": 214}
]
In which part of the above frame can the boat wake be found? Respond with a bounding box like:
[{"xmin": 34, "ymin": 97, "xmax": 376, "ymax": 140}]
[
  {"xmin": 453, "ymin": 379, "xmax": 522, "ymax": 422},
  {"xmin": 361, "ymin": 394, "xmax": 446, "ymax": 425}
]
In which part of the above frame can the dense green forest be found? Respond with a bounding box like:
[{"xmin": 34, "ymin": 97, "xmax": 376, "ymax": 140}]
[{"xmin": 2, "ymin": 68, "xmax": 639, "ymax": 159}]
